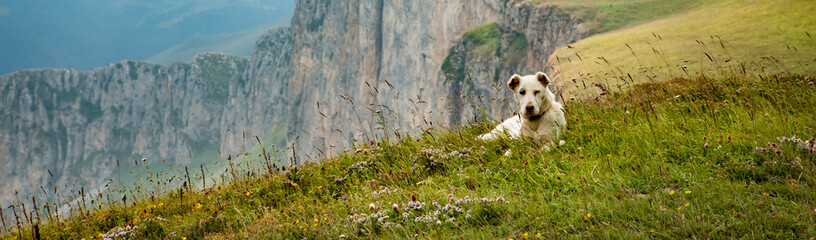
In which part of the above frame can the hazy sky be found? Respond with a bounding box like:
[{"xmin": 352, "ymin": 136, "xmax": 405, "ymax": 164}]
[{"xmin": 0, "ymin": 0, "xmax": 294, "ymax": 75}]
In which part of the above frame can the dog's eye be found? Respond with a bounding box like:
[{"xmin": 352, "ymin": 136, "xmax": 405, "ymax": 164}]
[
  {"xmin": 519, "ymin": 90, "xmax": 526, "ymax": 95},
  {"xmin": 534, "ymin": 90, "xmax": 541, "ymax": 95}
]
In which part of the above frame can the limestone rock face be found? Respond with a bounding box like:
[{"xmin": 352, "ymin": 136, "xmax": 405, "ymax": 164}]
[
  {"xmin": 0, "ymin": 53, "xmax": 246, "ymax": 205},
  {"xmin": 219, "ymin": 27, "xmax": 293, "ymax": 156},
  {"xmin": 278, "ymin": 0, "xmax": 504, "ymax": 160}
]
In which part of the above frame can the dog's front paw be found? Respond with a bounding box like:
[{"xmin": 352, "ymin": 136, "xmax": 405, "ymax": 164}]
[{"xmin": 477, "ymin": 133, "xmax": 495, "ymax": 141}]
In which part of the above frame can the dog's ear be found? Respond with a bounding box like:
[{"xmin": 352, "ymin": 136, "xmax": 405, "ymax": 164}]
[
  {"xmin": 536, "ymin": 72, "xmax": 550, "ymax": 85},
  {"xmin": 508, "ymin": 74, "xmax": 521, "ymax": 91}
]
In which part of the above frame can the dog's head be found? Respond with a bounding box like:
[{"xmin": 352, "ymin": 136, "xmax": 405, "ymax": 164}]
[{"xmin": 508, "ymin": 72, "xmax": 554, "ymax": 120}]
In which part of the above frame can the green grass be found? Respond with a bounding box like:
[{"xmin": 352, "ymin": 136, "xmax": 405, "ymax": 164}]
[
  {"xmin": 461, "ymin": 21, "xmax": 500, "ymax": 57},
  {"xmin": 4, "ymin": 71, "xmax": 814, "ymax": 239},
  {"xmin": 550, "ymin": 0, "xmax": 816, "ymax": 98},
  {"xmin": 532, "ymin": 0, "xmax": 704, "ymax": 34}
]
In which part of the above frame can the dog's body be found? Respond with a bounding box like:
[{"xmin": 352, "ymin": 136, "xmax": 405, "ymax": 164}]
[{"xmin": 478, "ymin": 72, "xmax": 566, "ymax": 150}]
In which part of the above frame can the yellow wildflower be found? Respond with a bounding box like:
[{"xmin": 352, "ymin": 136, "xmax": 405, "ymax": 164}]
[
  {"xmin": 523, "ymin": 232, "xmax": 528, "ymax": 238},
  {"xmin": 590, "ymin": 225, "xmax": 595, "ymax": 229},
  {"xmin": 536, "ymin": 233, "xmax": 541, "ymax": 237},
  {"xmin": 158, "ymin": 202, "xmax": 164, "ymax": 207},
  {"xmin": 182, "ymin": 237, "xmax": 187, "ymax": 240},
  {"xmin": 684, "ymin": 190, "xmax": 691, "ymax": 194},
  {"xmin": 279, "ymin": 224, "xmax": 283, "ymax": 228},
  {"xmin": 195, "ymin": 203, "xmax": 202, "ymax": 209},
  {"xmin": 763, "ymin": 192, "xmax": 769, "ymax": 196},
  {"xmin": 98, "ymin": 233, "xmax": 104, "ymax": 237},
  {"xmin": 669, "ymin": 190, "xmax": 675, "ymax": 195},
  {"xmin": 292, "ymin": 182, "xmax": 298, "ymax": 187},
  {"xmin": 685, "ymin": 202, "xmax": 690, "ymax": 207}
]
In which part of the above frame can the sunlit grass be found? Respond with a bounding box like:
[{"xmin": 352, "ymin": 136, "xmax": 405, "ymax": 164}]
[{"xmin": 551, "ymin": 0, "xmax": 816, "ymax": 99}]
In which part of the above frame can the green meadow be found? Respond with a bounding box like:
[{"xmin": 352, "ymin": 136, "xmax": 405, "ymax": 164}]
[{"xmin": 2, "ymin": 0, "xmax": 816, "ymax": 239}]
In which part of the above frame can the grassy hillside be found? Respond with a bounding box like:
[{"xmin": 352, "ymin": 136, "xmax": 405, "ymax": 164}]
[
  {"xmin": 2, "ymin": 1, "xmax": 816, "ymax": 239},
  {"xmin": 531, "ymin": 0, "xmax": 704, "ymax": 34},
  {"xmin": 3, "ymin": 71, "xmax": 814, "ymax": 239},
  {"xmin": 549, "ymin": 0, "xmax": 816, "ymax": 98}
]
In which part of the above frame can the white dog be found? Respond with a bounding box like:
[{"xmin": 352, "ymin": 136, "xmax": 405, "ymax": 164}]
[{"xmin": 478, "ymin": 72, "xmax": 566, "ymax": 150}]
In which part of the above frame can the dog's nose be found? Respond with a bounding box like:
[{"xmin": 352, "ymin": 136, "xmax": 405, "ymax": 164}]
[{"xmin": 525, "ymin": 104, "xmax": 534, "ymax": 113}]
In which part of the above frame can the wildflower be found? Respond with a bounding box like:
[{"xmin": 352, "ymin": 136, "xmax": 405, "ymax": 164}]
[
  {"xmin": 291, "ymin": 182, "xmax": 298, "ymax": 187},
  {"xmin": 279, "ymin": 224, "xmax": 283, "ymax": 228},
  {"xmin": 669, "ymin": 190, "xmax": 675, "ymax": 195},
  {"xmin": 684, "ymin": 190, "xmax": 691, "ymax": 194},
  {"xmin": 590, "ymin": 225, "xmax": 595, "ymax": 229},
  {"xmin": 182, "ymin": 237, "xmax": 187, "ymax": 240},
  {"xmin": 97, "ymin": 233, "xmax": 103, "ymax": 237},
  {"xmin": 677, "ymin": 206, "xmax": 682, "ymax": 210},
  {"xmin": 763, "ymin": 192, "xmax": 769, "ymax": 196},
  {"xmin": 524, "ymin": 232, "xmax": 529, "ymax": 238},
  {"xmin": 536, "ymin": 233, "xmax": 541, "ymax": 237},
  {"xmin": 195, "ymin": 203, "xmax": 202, "ymax": 209},
  {"xmin": 158, "ymin": 202, "xmax": 163, "ymax": 207},
  {"xmin": 685, "ymin": 202, "xmax": 690, "ymax": 207}
]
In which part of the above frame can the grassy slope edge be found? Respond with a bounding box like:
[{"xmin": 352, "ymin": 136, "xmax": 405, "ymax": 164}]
[
  {"xmin": 550, "ymin": 0, "xmax": 816, "ymax": 98},
  {"xmin": 5, "ymin": 73, "xmax": 815, "ymax": 239}
]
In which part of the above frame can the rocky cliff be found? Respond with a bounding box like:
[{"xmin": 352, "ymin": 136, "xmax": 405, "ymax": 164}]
[
  {"xmin": 1, "ymin": 0, "xmax": 587, "ymax": 207},
  {"xmin": 0, "ymin": 53, "xmax": 246, "ymax": 206}
]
